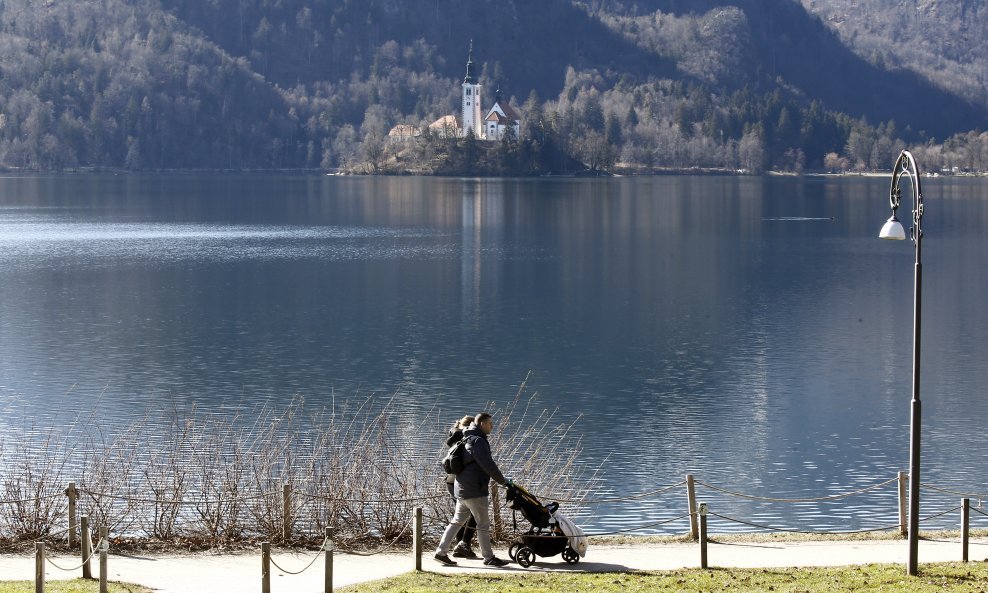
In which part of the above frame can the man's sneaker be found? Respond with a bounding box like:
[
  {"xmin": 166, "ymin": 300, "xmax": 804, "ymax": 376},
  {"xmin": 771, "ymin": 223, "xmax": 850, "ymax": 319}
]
[
  {"xmin": 434, "ymin": 553, "xmax": 457, "ymax": 566},
  {"xmin": 483, "ymin": 556, "xmax": 510, "ymax": 567},
  {"xmin": 452, "ymin": 544, "xmax": 478, "ymax": 558}
]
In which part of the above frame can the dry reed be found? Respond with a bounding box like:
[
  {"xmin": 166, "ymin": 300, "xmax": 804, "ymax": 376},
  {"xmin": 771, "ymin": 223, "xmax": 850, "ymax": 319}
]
[{"xmin": 0, "ymin": 378, "xmax": 598, "ymax": 552}]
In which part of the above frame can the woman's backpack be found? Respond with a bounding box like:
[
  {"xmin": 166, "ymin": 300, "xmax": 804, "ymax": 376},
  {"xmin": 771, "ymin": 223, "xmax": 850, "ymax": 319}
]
[{"xmin": 442, "ymin": 439, "xmax": 473, "ymax": 474}]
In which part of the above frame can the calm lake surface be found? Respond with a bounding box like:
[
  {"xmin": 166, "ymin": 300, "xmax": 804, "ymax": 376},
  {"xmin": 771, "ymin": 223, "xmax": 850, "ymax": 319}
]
[{"xmin": 2, "ymin": 173, "xmax": 987, "ymax": 534}]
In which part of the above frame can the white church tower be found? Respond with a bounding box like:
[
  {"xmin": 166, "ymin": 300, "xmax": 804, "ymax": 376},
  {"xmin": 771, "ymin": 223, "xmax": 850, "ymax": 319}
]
[{"xmin": 461, "ymin": 41, "xmax": 483, "ymax": 139}]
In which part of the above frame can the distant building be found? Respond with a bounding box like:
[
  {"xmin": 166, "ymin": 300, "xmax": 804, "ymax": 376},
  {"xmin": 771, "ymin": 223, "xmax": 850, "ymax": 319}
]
[
  {"xmin": 387, "ymin": 124, "xmax": 419, "ymax": 143},
  {"xmin": 429, "ymin": 115, "xmax": 461, "ymax": 138},
  {"xmin": 426, "ymin": 41, "xmax": 521, "ymax": 141},
  {"xmin": 484, "ymin": 89, "xmax": 521, "ymax": 141}
]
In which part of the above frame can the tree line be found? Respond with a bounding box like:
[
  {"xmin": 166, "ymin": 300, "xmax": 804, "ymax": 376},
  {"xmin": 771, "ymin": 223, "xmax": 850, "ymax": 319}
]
[{"xmin": 1, "ymin": 0, "xmax": 987, "ymax": 175}]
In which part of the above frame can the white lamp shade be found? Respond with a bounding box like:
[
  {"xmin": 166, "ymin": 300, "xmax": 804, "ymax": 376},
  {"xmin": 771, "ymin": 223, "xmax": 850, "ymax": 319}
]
[{"xmin": 879, "ymin": 216, "xmax": 906, "ymax": 240}]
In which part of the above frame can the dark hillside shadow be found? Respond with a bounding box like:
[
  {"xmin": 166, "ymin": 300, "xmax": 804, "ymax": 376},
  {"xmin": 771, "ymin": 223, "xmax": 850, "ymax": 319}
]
[
  {"xmin": 160, "ymin": 0, "xmax": 678, "ymax": 101},
  {"xmin": 613, "ymin": 0, "xmax": 988, "ymax": 137}
]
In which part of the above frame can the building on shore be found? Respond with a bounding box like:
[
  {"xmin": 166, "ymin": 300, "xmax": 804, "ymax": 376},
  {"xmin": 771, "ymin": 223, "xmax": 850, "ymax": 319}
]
[
  {"xmin": 484, "ymin": 89, "xmax": 521, "ymax": 141},
  {"xmin": 389, "ymin": 42, "xmax": 520, "ymax": 143}
]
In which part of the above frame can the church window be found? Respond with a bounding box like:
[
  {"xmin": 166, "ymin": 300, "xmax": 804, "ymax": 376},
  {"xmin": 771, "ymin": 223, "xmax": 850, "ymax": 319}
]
[{"xmin": 466, "ymin": 89, "xmax": 471, "ymax": 96}]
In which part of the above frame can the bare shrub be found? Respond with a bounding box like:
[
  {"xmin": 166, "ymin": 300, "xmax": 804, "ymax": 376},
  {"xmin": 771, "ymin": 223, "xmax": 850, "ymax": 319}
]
[
  {"xmin": 76, "ymin": 416, "xmax": 147, "ymax": 537},
  {"xmin": 0, "ymin": 430, "xmax": 68, "ymax": 542},
  {"xmin": 140, "ymin": 412, "xmax": 196, "ymax": 540},
  {"xmin": 0, "ymin": 379, "xmax": 598, "ymax": 550},
  {"xmin": 186, "ymin": 415, "xmax": 253, "ymax": 545}
]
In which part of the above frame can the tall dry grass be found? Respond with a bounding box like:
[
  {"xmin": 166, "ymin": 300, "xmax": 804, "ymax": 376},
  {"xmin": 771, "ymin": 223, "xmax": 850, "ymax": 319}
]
[{"xmin": 0, "ymin": 379, "xmax": 599, "ymax": 551}]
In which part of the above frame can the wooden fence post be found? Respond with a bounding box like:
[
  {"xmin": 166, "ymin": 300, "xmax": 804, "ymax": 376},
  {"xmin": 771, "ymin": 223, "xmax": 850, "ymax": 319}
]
[
  {"xmin": 962, "ymin": 498, "xmax": 970, "ymax": 563},
  {"xmin": 65, "ymin": 482, "xmax": 77, "ymax": 549},
  {"xmin": 81, "ymin": 515, "xmax": 93, "ymax": 580},
  {"xmin": 283, "ymin": 484, "xmax": 292, "ymax": 542},
  {"xmin": 261, "ymin": 542, "xmax": 271, "ymax": 593},
  {"xmin": 686, "ymin": 474, "xmax": 698, "ymax": 540},
  {"xmin": 898, "ymin": 471, "xmax": 908, "ymax": 537},
  {"xmin": 324, "ymin": 527, "xmax": 334, "ymax": 593},
  {"xmin": 698, "ymin": 503, "xmax": 708, "ymax": 569},
  {"xmin": 35, "ymin": 542, "xmax": 45, "ymax": 593},
  {"xmin": 413, "ymin": 507, "xmax": 423, "ymax": 571},
  {"xmin": 99, "ymin": 526, "xmax": 108, "ymax": 593}
]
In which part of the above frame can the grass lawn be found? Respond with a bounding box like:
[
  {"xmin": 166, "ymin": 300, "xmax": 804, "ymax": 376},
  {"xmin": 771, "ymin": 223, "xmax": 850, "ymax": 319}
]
[
  {"xmin": 0, "ymin": 580, "xmax": 151, "ymax": 593},
  {"xmin": 339, "ymin": 563, "xmax": 988, "ymax": 593}
]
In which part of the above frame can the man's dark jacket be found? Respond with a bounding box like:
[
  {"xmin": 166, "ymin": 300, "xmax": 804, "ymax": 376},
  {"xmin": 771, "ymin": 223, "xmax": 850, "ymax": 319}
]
[{"xmin": 454, "ymin": 424, "xmax": 507, "ymax": 499}]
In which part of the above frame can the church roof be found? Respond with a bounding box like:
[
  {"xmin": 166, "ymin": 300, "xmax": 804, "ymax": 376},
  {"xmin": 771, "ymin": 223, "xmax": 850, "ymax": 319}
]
[
  {"xmin": 498, "ymin": 102, "xmax": 521, "ymax": 121},
  {"xmin": 485, "ymin": 100, "xmax": 520, "ymax": 124},
  {"xmin": 487, "ymin": 112, "xmax": 517, "ymax": 126},
  {"xmin": 487, "ymin": 88, "xmax": 520, "ymax": 122}
]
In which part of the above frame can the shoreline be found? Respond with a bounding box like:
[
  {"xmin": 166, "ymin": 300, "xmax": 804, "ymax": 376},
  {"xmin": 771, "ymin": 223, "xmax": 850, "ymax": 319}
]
[{"xmin": 2, "ymin": 167, "xmax": 985, "ymax": 178}]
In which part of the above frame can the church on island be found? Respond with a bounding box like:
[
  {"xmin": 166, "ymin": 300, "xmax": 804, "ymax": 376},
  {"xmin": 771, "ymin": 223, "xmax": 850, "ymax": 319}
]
[{"xmin": 390, "ymin": 44, "xmax": 521, "ymax": 142}]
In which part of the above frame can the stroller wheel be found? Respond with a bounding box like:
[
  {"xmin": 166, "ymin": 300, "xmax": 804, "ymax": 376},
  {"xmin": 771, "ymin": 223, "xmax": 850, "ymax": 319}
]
[
  {"xmin": 508, "ymin": 543, "xmax": 521, "ymax": 561},
  {"xmin": 515, "ymin": 546, "xmax": 535, "ymax": 568},
  {"xmin": 562, "ymin": 546, "xmax": 580, "ymax": 564}
]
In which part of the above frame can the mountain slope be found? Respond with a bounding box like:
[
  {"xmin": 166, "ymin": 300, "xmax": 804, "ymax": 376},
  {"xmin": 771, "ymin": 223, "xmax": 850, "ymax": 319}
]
[
  {"xmin": 164, "ymin": 0, "xmax": 988, "ymax": 139},
  {"xmin": 587, "ymin": 0, "xmax": 988, "ymax": 138},
  {"xmin": 799, "ymin": 0, "xmax": 988, "ymax": 109},
  {"xmin": 159, "ymin": 0, "xmax": 678, "ymax": 101},
  {"xmin": 0, "ymin": 0, "xmax": 297, "ymax": 169},
  {"xmin": 2, "ymin": 0, "xmax": 987, "ymax": 171}
]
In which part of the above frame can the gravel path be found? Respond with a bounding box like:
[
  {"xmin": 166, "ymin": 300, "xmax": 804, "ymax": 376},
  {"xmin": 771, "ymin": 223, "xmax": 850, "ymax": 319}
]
[{"xmin": 2, "ymin": 537, "xmax": 987, "ymax": 592}]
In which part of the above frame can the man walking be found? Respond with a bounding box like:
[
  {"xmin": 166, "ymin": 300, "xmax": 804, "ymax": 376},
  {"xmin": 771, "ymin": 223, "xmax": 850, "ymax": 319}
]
[{"xmin": 434, "ymin": 412, "xmax": 511, "ymax": 567}]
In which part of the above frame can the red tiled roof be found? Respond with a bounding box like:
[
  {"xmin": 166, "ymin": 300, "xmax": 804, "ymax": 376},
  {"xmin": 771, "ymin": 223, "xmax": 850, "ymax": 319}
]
[{"xmin": 498, "ymin": 102, "xmax": 521, "ymax": 121}]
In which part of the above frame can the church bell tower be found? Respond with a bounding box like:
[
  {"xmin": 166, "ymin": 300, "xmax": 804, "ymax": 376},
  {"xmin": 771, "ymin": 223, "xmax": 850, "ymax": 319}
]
[{"xmin": 461, "ymin": 41, "xmax": 482, "ymax": 139}]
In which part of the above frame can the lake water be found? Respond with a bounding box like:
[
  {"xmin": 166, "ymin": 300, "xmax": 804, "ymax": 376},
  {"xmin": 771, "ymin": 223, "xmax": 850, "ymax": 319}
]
[{"xmin": 1, "ymin": 173, "xmax": 987, "ymax": 534}]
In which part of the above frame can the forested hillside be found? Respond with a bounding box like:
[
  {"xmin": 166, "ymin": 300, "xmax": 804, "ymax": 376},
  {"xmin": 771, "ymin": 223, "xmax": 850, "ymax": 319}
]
[
  {"xmin": 0, "ymin": 0, "xmax": 294, "ymax": 169},
  {"xmin": 800, "ymin": 0, "xmax": 988, "ymax": 109},
  {"xmin": 1, "ymin": 0, "xmax": 987, "ymax": 173},
  {"xmin": 589, "ymin": 0, "xmax": 986, "ymax": 138}
]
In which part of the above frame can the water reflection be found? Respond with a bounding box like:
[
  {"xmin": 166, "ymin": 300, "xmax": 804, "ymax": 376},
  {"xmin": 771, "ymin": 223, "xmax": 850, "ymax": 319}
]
[{"xmin": 1, "ymin": 174, "xmax": 987, "ymax": 532}]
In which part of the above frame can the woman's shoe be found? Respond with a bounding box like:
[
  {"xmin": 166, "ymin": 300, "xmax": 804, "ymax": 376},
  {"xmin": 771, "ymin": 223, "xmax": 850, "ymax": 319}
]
[{"xmin": 452, "ymin": 543, "xmax": 478, "ymax": 558}]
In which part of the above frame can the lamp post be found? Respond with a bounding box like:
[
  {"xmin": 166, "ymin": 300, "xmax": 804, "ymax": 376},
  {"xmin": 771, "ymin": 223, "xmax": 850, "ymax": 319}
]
[{"xmin": 879, "ymin": 149, "xmax": 924, "ymax": 576}]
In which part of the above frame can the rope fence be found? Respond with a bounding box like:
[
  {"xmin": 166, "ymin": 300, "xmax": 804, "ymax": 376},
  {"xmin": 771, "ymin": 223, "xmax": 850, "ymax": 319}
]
[
  {"xmin": 336, "ymin": 522, "xmax": 413, "ymax": 556},
  {"xmin": 3, "ymin": 473, "xmax": 984, "ymax": 558},
  {"xmin": 1, "ymin": 473, "xmax": 981, "ymax": 548},
  {"xmin": 268, "ymin": 536, "xmax": 330, "ymax": 575},
  {"xmin": 922, "ymin": 483, "xmax": 988, "ymax": 499},
  {"xmin": 708, "ymin": 511, "xmax": 902, "ymax": 535},
  {"xmin": 528, "ymin": 480, "xmax": 687, "ymax": 505},
  {"xmin": 9, "ymin": 476, "xmax": 988, "ymax": 593},
  {"xmin": 706, "ymin": 503, "xmax": 965, "ymax": 537},
  {"xmin": 298, "ymin": 491, "xmax": 448, "ymax": 504},
  {"xmin": 0, "ymin": 492, "xmax": 65, "ymax": 505},
  {"xmin": 78, "ymin": 487, "xmax": 280, "ymax": 505},
  {"xmin": 44, "ymin": 537, "xmax": 105, "ymax": 572},
  {"xmin": 695, "ymin": 477, "xmax": 898, "ymax": 503}
]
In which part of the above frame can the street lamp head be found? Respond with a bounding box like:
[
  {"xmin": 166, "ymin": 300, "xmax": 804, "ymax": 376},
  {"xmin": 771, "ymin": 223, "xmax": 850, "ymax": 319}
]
[
  {"xmin": 881, "ymin": 150, "xmax": 923, "ymax": 245},
  {"xmin": 879, "ymin": 214, "xmax": 907, "ymax": 240}
]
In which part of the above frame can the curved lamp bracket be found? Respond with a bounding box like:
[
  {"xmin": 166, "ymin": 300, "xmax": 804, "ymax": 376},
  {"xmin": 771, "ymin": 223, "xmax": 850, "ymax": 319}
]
[{"xmin": 887, "ymin": 150, "xmax": 924, "ymax": 244}]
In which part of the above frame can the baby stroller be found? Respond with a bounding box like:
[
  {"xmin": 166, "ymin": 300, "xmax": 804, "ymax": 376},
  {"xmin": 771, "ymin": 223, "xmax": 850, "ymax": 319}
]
[{"xmin": 505, "ymin": 483, "xmax": 587, "ymax": 567}]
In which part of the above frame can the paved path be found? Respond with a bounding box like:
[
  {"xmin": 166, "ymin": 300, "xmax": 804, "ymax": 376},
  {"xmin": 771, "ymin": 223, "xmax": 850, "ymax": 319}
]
[{"xmin": 3, "ymin": 538, "xmax": 987, "ymax": 593}]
